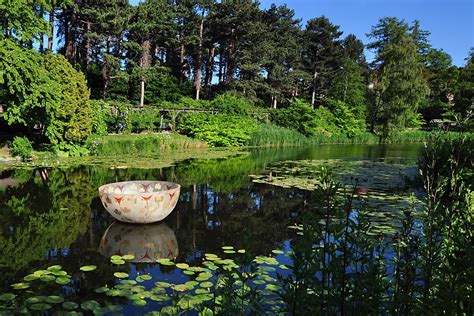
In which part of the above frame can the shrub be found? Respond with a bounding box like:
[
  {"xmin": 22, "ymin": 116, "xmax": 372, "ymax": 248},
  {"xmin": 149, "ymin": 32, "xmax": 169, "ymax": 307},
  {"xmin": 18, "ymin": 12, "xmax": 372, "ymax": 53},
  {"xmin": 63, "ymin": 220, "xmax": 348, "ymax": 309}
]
[
  {"xmin": 129, "ymin": 107, "xmax": 160, "ymax": 133},
  {"xmin": 177, "ymin": 113, "xmax": 258, "ymax": 147},
  {"xmin": 211, "ymin": 92, "xmax": 252, "ymax": 115},
  {"xmin": 323, "ymin": 99, "xmax": 366, "ymax": 137},
  {"xmin": 10, "ymin": 136, "xmax": 33, "ymax": 161},
  {"xmin": 272, "ymin": 99, "xmax": 317, "ymax": 136},
  {"xmin": 89, "ymin": 100, "xmax": 109, "ymax": 136},
  {"xmin": 43, "ymin": 53, "xmax": 92, "ymax": 143}
]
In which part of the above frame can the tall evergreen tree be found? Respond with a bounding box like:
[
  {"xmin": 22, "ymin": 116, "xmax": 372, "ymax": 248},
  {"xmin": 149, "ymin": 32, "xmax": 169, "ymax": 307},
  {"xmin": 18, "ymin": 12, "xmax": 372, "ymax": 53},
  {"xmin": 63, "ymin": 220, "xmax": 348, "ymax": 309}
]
[
  {"xmin": 262, "ymin": 4, "xmax": 303, "ymax": 108},
  {"xmin": 302, "ymin": 16, "xmax": 343, "ymax": 107}
]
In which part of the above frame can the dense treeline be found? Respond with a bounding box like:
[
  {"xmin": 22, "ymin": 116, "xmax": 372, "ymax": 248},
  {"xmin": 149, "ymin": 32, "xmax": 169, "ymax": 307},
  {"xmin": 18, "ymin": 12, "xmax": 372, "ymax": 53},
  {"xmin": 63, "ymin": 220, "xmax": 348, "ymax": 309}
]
[{"xmin": 0, "ymin": 1, "xmax": 473, "ymax": 152}]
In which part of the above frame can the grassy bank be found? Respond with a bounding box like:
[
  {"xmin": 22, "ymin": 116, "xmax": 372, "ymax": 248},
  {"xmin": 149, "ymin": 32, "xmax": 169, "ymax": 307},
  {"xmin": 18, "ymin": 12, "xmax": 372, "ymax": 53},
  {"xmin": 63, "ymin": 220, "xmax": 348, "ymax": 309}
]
[
  {"xmin": 247, "ymin": 125, "xmax": 472, "ymax": 147},
  {"xmin": 86, "ymin": 133, "xmax": 207, "ymax": 156}
]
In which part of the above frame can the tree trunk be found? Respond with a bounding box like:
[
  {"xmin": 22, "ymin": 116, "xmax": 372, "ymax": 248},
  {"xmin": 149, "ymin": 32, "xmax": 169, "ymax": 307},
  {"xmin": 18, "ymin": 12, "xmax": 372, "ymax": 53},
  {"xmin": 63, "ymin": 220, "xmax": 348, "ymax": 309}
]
[
  {"xmin": 179, "ymin": 44, "xmax": 186, "ymax": 83},
  {"xmin": 140, "ymin": 39, "xmax": 151, "ymax": 107},
  {"xmin": 204, "ymin": 46, "xmax": 215, "ymax": 94},
  {"xmin": 311, "ymin": 70, "xmax": 318, "ymax": 108},
  {"xmin": 273, "ymin": 96, "xmax": 278, "ymax": 109},
  {"xmin": 65, "ymin": 8, "xmax": 77, "ymax": 65},
  {"xmin": 84, "ymin": 21, "xmax": 91, "ymax": 69},
  {"xmin": 48, "ymin": 8, "xmax": 54, "ymax": 51},
  {"xmin": 218, "ymin": 47, "xmax": 224, "ymax": 83},
  {"xmin": 194, "ymin": 18, "xmax": 204, "ymax": 100},
  {"xmin": 39, "ymin": 7, "xmax": 44, "ymax": 52},
  {"xmin": 102, "ymin": 36, "xmax": 111, "ymax": 99}
]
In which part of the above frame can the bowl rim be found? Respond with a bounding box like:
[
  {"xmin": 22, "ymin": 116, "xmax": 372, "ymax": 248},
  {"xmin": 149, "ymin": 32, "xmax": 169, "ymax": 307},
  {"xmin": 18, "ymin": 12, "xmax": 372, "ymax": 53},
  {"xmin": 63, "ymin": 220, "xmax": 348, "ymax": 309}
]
[{"xmin": 99, "ymin": 180, "xmax": 181, "ymax": 195}]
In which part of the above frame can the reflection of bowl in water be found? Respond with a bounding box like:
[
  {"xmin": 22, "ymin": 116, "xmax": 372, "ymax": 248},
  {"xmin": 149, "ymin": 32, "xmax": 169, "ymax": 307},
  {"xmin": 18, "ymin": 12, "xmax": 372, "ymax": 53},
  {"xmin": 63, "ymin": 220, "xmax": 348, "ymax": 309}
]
[
  {"xmin": 99, "ymin": 221, "xmax": 179, "ymax": 263},
  {"xmin": 98, "ymin": 181, "xmax": 180, "ymax": 224}
]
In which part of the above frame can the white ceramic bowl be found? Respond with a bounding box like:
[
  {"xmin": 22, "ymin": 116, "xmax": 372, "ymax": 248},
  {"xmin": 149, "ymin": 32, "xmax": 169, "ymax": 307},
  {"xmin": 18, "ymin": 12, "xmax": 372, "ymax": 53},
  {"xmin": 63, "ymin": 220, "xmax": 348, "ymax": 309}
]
[
  {"xmin": 99, "ymin": 221, "xmax": 178, "ymax": 263},
  {"xmin": 98, "ymin": 181, "xmax": 180, "ymax": 224}
]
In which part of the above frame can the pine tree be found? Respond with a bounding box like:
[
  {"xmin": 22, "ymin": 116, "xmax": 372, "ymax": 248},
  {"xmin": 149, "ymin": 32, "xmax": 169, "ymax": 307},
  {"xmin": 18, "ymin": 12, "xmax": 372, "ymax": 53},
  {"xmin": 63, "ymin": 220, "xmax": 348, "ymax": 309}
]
[{"xmin": 302, "ymin": 16, "xmax": 344, "ymax": 107}]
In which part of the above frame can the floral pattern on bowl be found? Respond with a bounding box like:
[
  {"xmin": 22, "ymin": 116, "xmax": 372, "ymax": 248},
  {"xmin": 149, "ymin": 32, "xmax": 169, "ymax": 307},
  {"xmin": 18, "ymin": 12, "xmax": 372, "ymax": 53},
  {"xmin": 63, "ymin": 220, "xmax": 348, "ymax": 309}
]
[{"xmin": 98, "ymin": 181, "xmax": 180, "ymax": 224}]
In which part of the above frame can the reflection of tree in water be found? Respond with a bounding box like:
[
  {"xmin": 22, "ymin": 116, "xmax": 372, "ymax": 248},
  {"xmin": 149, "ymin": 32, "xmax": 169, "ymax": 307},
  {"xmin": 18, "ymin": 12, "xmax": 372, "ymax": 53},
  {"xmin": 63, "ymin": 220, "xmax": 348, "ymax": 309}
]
[
  {"xmin": 167, "ymin": 182, "xmax": 307, "ymax": 263},
  {"xmin": 0, "ymin": 168, "xmax": 95, "ymax": 289}
]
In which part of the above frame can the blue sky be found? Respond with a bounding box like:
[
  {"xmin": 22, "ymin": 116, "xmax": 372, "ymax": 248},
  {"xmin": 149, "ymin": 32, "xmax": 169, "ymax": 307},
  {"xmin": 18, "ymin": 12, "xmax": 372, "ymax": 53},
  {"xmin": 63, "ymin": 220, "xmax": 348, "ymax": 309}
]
[{"xmin": 130, "ymin": 0, "xmax": 473, "ymax": 66}]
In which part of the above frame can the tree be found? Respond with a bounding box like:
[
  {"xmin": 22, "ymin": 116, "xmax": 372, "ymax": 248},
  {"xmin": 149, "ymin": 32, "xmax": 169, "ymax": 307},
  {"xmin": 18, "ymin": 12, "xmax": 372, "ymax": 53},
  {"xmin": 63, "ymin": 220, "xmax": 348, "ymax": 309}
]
[
  {"xmin": 420, "ymin": 48, "xmax": 458, "ymax": 123},
  {"xmin": 302, "ymin": 16, "xmax": 343, "ymax": 107},
  {"xmin": 262, "ymin": 4, "xmax": 303, "ymax": 108},
  {"xmin": 0, "ymin": 39, "xmax": 91, "ymax": 144},
  {"xmin": 44, "ymin": 53, "xmax": 92, "ymax": 143},
  {"xmin": 455, "ymin": 49, "xmax": 474, "ymax": 119},
  {"xmin": 0, "ymin": 39, "xmax": 62, "ymax": 142},
  {"xmin": 0, "ymin": 0, "xmax": 49, "ymax": 43},
  {"xmin": 329, "ymin": 58, "xmax": 367, "ymax": 122},
  {"xmin": 368, "ymin": 18, "xmax": 429, "ymax": 134},
  {"xmin": 376, "ymin": 36, "xmax": 429, "ymax": 133}
]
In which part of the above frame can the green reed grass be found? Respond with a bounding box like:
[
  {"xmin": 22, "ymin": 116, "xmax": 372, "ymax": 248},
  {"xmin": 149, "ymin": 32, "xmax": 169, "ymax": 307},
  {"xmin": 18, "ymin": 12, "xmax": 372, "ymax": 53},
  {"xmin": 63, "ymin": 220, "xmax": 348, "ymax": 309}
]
[{"xmin": 86, "ymin": 133, "xmax": 207, "ymax": 156}]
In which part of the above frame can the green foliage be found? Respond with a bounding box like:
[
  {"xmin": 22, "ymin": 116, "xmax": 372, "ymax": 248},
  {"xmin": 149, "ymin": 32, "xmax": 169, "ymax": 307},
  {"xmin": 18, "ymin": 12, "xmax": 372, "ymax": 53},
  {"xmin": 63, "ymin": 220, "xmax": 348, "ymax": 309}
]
[
  {"xmin": 247, "ymin": 124, "xmax": 311, "ymax": 147},
  {"xmin": 329, "ymin": 58, "xmax": 367, "ymax": 121},
  {"xmin": 210, "ymin": 92, "xmax": 253, "ymax": 115},
  {"xmin": 43, "ymin": 53, "xmax": 92, "ymax": 143},
  {"xmin": 312, "ymin": 106, "xmax": 340, "ymax": 136},
  {"xmin": 85, "ymin": 133, "xmax": 206, "ymax": 156},
  {"xmin": 0, "ymin": 0, "xmax": 50, "ymax": 42},
  {"xmin": 0, "ymin": 40, "xmax": 92, "ymax": 145},
  {"xmin": 9, "ymin": 136, "xmax": 33, "ymax": 161},
  {"xmin": 272, "ymin": 99, "xmax": 317, "ymax": 136},
  {"xmin": 323, "ymin": 99, "xmax": 366, "ymax": 136},
  {"xmin": 177, "ymin": 113, "xmax": 258, "ymax": 147},
  {"xmin": 129, "ymin": 107, "xmax": 160, "ymax": 133},
  {"xmin": 0, "ymin": 39, "xmax": 61, "ymax": 139},
  {"xmin": 89, "ymin": 100, "xmax": 109, "ymax": 136}
]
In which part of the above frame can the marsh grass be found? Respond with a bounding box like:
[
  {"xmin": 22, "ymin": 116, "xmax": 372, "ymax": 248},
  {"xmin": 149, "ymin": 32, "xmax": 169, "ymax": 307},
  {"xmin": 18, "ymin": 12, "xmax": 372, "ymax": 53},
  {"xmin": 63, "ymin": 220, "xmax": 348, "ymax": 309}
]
[{"xmin": 86, "ymin": 133, "xmax": 207, "ymax": 156}]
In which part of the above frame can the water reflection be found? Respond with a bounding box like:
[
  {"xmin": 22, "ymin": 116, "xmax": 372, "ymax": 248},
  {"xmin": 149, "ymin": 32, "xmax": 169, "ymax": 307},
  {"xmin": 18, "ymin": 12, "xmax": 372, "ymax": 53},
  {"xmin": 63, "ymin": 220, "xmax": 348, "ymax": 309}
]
[
  {"xmin": 0, "ymin": 144, "xmax": 423, "ymax": 293},
  {"xmin": 99, "ymin": 221, "xmax": 179, "ymax": 263}
]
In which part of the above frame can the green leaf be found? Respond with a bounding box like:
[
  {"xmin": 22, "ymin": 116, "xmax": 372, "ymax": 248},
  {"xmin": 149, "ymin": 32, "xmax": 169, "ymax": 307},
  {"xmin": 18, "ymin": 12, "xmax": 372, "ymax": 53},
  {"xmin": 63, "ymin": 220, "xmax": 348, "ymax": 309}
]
[
  {"xmin": 55, "ymin": 277, "xmax": 71, "ymax": 285},
  {"xmin": 29, "ymin": 303, "xmax": 52, "ymax": 311},
  {"xmin": 81, "ymin": 300, "xmax": 100, "ymax": 311},
  {"xmin": 79, "ymin": 265, "xmax": 97, "ymax": 272},
  {"xmin": 11, "ymin": 283, "xmax": 30, "ymax": 290},
  {"xmin": 114, "ymin": 272, "xmax": 129, "ymax": 279},
  {"xmin": 0, "ymin": 293, "xmax": 16, "ymax": 301},
  {"xmin": 62, "ymin": 301, "xmax": 79, "ymax": 310},
  {"xmin": 45, "ymin": 296, "xmax": 64, "ymax": 304}
]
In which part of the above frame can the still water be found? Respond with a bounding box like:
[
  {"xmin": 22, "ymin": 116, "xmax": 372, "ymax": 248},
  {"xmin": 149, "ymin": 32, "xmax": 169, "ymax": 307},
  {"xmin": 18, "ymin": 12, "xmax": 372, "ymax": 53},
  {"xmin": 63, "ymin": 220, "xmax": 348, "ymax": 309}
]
[{"xmin": 0, "ymin": 144, "xmax": 423, "ymax": 314}]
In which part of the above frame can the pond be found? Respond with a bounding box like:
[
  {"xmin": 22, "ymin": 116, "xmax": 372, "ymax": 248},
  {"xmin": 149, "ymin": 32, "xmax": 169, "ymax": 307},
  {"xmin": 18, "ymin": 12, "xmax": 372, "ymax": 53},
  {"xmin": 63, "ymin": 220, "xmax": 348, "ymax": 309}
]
[{"xmin": 0, "ymin": 144, "xmax": 424, "ymax": 315}]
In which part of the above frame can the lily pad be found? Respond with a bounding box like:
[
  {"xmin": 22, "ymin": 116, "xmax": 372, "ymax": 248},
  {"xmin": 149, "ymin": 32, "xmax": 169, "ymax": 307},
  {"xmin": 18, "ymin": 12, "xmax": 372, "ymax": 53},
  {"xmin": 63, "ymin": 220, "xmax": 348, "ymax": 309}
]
[
  {"xmin": 25, "ymin": 296, "xmax": 45, "ymax": 304},
  {"xmin": 176, "ymin": 263, "xmax": 189, "ymax": 269},
  {"xmin": 11, "ymin": 283, "xmax": 30, "ymax": 290},
  {"xmin": 156, "ymin": 259, "xmax": 174, "ymax": 266},
  {"xmin": 23, "ymin": 274, "xmax": 39, "ymax": 282},
  {"xmin": 45, "ymin": 296, "xmax": 64, "ymax": 304},
  {"xmin": 62, "ymin": 301, "xmax": 79, "ymax": 310},
  {"xmin": 111, "ymin": 259, "xmax": 125, "ymax": 265},
  {"xmin": 0, "ymin": 293, "xmax": 16, "ymax": 301},
  {"xmin": 47, "ymin": 265, "xmax": 62, "ymax": 272},
  {"xmin": 122, "ymin": 254, "xmax": 135, "ymax": 261},
  {"xmin": 81, "ymin": 300, "xmax": 100, "ymax": 311},
  {"xmin": 114, "ymin": 272, "xmax": 129, "ymax": 279},
  {"xmin": 29, "ymin": 303, "xmax": 52, "ymax": 311},
  {"xmin": 200, "ymin": 282, "xmax": 213, "ymax": 288},
  {"xmin": 79, "ymin": 265, "xmax": 97, "ymax": 272},
  {"xmin": 132, "ymin": 299, "xmax": 147, "ymax": 307},
  {"xmin": 55, "ymin": 276, "xmax": 71, "ymax": 285},
  {"xmin": 40, "ymin": 275, "xmax": 56, "ymax": 282}
]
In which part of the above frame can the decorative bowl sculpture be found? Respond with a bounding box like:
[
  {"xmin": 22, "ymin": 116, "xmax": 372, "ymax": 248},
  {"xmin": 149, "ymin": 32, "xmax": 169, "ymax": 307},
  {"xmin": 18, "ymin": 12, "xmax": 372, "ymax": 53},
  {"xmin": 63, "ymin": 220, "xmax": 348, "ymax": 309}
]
[
  {"xmin": 98, "ymin": 181, "xmax": 180, "ymax": 224},
  {"xmin": 99, "ymin": 221, "xmax": 178, "ymax": 263}
]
